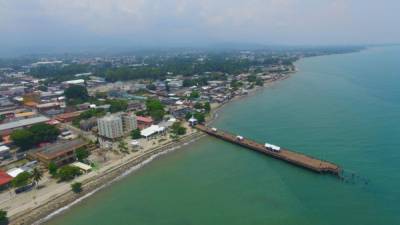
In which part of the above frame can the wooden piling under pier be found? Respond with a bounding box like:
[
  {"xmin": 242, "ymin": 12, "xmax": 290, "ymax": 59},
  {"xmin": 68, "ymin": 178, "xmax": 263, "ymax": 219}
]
[{"xmin": 196, "ymin": 125, "xmax": 340, "ymax": 176}]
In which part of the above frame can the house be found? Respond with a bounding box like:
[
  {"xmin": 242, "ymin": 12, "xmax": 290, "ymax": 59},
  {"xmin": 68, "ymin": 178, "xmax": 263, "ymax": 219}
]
[
  {"xmin": 136, "ymin": 116, "xmax": 153, "ymax": 130},
  {"xmin": 0, "ymin": 171, "xmax": 13, "ymax": 190}
]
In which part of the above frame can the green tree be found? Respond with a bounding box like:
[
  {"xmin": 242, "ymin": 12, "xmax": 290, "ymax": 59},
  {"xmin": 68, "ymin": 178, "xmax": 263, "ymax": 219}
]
[
  {"xmin": 194, "ymin": 112, "xmax": 205, "ymax": 124},
  {"xmin": 64, "ymin": 85, "xmax": 89, "ymax": 102},
  {"xmin": 31, "ymin": 168, "xmax": 43, "ymax": 186},
  {"xmin": 107, "ymin": 99, "xmax": 128, "ymax": 113},
  {"xmin": 12, "ymin": 172, "xmax": 32, "ymax": 188},
  {"xmin": 118, "ymin": 140, "xmax": 128, "ymax": 153},
  {"xmin": 10, "ymin": 129, "xmax": 34, "ymax": 151},
  {"xmin": 58, "ymin": 166, "xmax": 82, "ymax": 182},
  {"xmin": 11, "ymin": 123, "xmax": 60, "ymax": 151},
  {"xmin": 204, "ymin": 102, "xmax": 211, "ymax": 113},
  {"xmin": 131, "ymin": 128, "xmax": 141, "ymax": 139},
  {"xmin": 71, "ymin": 182, "xmax": 82, "ymax": 194},
  {"xmin": 146, "ymin": 99, "xmax": 165, "ymax": 121},
  {"xmin": 29, "ymin": 123, "xmax": 60, "ymax": 144},
  {"xmin": 247, "ymin": 74, "xmax": 257, "ymax": 82},
  {"xmin": 146, "ymin": 83, "xmax": 156, "ymax": 90},
  {"xmin": 189, "ymin": 91, "xmax": 200, "ymax": 99},
  {"xmin": 75, "ymin": 147, "xmax": 90, "ymax": 162},
  {"xmin": 171, "ymin": 122, "xmax": 186, "ymax": 135},
  {"xmin": 0, "ymin": 209, "xmax": 8, "ymax": 225},
  {"xmin": 194, "ymin": 102, "xmax": 203, "ymax": 109},
  {"xmin": 185, "ymin": 112, "xmax": 193, "ymax": 121},
  {"xmin": 48, "ymin": 162, "xmax": 58, "ymax": 177},
  {"xmin": 255, "ymin": 78, "xmax": 264, "ymax": 86},
  {"xmin": 37, "ymin": 85, "xmax": 48, "ymax": 91}
]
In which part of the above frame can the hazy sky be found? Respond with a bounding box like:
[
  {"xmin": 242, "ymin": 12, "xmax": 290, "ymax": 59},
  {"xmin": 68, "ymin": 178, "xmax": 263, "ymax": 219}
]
[{"xmin": 1, "ymin": 0, "xmax": 399, "ymax": 53}]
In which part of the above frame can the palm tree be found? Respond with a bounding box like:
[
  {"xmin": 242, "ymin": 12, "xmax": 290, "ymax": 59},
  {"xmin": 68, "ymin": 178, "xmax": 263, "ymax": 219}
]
[{"xmin": 32, "ymin": 168, "xmax": 43, "ymax": 187}]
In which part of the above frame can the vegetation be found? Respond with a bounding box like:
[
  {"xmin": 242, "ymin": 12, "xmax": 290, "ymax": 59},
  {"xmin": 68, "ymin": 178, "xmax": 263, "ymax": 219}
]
[
  {"xmin": 12, "ymin": 172, "xmax": 32, "ymax": 188},
  {"xmin": 204, "ymin": 102, "xmax": 211, "ymax": 113},
  {"xmin": 189, "ymin": 91, "xmax": 200, "ymax": 99},
  {"xmin": 58, "ymin": 165, "xmax": 82, "ymax": 182},
  {"xmin": 146, "ymin": 83, "xmax": 156, "ymax": 90},
  {"xmin": 193, "ymin": 102, "xmax": 210, "ymax": 113},
  {"xmin": 71, "ymin": 182, "xmax": 83, "ymax": 194},
  {"xmin": 131, "ymin": 128, "xmax": 141, "ymax": 139},
  {"xmin": 145, "ymin": 98, "xmax": 165, "ymax": 122},
  {"xmin": 75, "ymin": 147, "xmax": 90, "ymax": 162},
  {"xmin": 31, "ymin": 168, "xmax": 43, "ymax": 186},
  {"xmin": 64, "ymin": 85, "xmax": 89, "ymax": 104},
  {"xmin": 48, "ymin": 162, "xmax": 58, "ymax": 177},
  {"xmin": 118, "ymin": 141, "xmax": 128, "ymax": 153},
  {"xmin": 106, "ymin": 99, "xmax": 128, "ymax": 113},
  {"xmin": 171, "ymin": 122, "xmax": 186, "ymax": 135},
  {"xmin": 72, "ymin": 108, "xmax": 106, "ymax": 127},
  {"xmin": 193, "ymin": 112, "xmax": 206, "ymax": 124},
  {"xmin": 0, "ymin": 209, "xmax": 8, "ymax": 225},
  {"xmin": 10, "ymin": 123, "xmax": 60, "ymax": 151},
  {"xmin": 30, "ymin": 64, "xmax": 90, "ymax": 79}
]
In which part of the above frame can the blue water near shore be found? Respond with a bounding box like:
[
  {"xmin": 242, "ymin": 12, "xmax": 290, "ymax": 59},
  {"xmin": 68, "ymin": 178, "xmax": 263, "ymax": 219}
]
[{"xmin": 46, "ymin": 46, "xmax": 400, "ymax": 225}]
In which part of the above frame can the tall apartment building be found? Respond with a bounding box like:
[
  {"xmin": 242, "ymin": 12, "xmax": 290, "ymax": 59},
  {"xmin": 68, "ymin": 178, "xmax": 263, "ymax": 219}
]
[
  {"xmin": 121, "ymin": 113, "xmax": 137, "ymax": 133},
  {"xmin": 97, "ymin": 113, "xmax": 137, "ymax": 139},
  {"xmin": 97, "ymin": 115, "xmax": 124, "ymax": 139}
]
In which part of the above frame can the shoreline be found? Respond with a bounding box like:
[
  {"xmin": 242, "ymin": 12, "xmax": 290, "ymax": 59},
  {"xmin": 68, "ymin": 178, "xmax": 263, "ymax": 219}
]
[
  {"xmin": 10, "ymin": 132, "xmax": 205, "ymax": 225},
  {"xmin": 8, "ymin": 66, "xmax": 297, "ymax": 225}
]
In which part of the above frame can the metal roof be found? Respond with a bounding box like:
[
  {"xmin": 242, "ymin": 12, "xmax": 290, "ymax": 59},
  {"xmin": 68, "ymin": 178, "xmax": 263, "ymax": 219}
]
[{"xmin": 0, "ymin": 116, "xmax": 50, "ymax": 132}]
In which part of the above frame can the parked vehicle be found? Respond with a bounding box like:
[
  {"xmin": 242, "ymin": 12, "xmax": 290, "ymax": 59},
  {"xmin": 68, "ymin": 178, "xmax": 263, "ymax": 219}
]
[{"xmin": 265, "ymin": 142, "xmax": 281, "ymax": 152}]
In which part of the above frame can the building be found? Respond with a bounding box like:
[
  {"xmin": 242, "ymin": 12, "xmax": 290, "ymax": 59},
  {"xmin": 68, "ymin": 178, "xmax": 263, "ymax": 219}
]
[
  {"xmin": 121, "ymin": 113, "xmax": 137, "ymax": 133},
  {"xmin": 0, "ymin": 145, "xmax": 11, "ymax": 159},
  {"xmin": 97, "ymin": 115, "xmax": 124, "ymax": 139},
  {"xmin": 136, "ymin": 116, "xmax": 153, "ymax": 130},
  {"xmin": 0, "ymin": 171, "xmax": 13, "ymax": 190},
  {"xmin": 140, "ymin": 125, "xmax": 166, "ymax": 139},
  {"xmin": 36, "ymin": 102, "xmax": 61, "ymax": 112},
  {"xmin": 29, "ymin": 138, "xmax": 87, "ymax": 166},
  {"xmin": 0, "ymin": 116, "xmax": 50, "ymax": 135},
  {"xmin": 7, "ymin": 167, "xmax": 25, "ymax": 178},
  {"xmin": 55, "ymin": 111, "xmax": 83, "ymax": 123}
]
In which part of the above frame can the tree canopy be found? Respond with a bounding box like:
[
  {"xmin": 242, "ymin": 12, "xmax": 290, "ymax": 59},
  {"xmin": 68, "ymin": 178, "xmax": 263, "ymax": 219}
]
[
  {"xmin": 75, "ymin": 147, "xmax": 90, "ymax": 162},
  {"xmin": 146, "ymin": 99, "xmax": 165, "ymax": 121},
  {"xmin": 64, "ymin": 85, "xmax": 89, "ymax": 103},
  {"xmin": 58, "ymin": 165, "xmax": 82, "ymax": 182},
  {"xmin": 12, "ymin": 171, "xmax": 32, "ymax": 188},
  {"xmin": 11, "ymin": 123, "xmax": 60, "ymax": 151}
]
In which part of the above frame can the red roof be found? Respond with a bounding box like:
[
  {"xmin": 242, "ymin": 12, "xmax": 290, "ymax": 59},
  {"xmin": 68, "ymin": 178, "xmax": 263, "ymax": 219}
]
[
  {"xmin": 0, "ymin": 171, "xmax": 12, "ymax": 186},
  {"xmin": 136, "ymin": 116, "xmax": 153, "ymax": 123}
]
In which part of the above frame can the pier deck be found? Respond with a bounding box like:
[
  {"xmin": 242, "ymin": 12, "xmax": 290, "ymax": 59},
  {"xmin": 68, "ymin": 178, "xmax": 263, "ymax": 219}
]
[{"xmin": 196, "ymin": 125, "xmax": 340, "ymax": 176}]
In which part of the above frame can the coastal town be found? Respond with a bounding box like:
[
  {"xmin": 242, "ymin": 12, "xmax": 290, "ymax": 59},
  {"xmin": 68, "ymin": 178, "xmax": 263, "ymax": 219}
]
[{"xmin": 0, "ymin": 47, "xmax": 360, "ymax": 224}]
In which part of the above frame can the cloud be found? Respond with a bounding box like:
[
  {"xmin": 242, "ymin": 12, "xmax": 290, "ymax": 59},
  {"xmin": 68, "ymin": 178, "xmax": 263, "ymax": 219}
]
[{"xmin": 0, "ymin": 0, "xmax": 399, "ymax": 51}]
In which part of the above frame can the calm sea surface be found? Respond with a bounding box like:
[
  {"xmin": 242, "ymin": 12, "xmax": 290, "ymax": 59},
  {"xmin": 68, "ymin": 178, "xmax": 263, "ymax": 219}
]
[{"xmin": 46, "ymin": 47, "xmax": 400, "ymax": 225}]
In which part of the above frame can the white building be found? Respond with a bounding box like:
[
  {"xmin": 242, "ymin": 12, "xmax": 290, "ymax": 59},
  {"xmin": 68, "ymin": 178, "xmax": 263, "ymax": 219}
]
[{"xmin": 97, "ymin": 115, "xmax": 124, "ymax": 139}]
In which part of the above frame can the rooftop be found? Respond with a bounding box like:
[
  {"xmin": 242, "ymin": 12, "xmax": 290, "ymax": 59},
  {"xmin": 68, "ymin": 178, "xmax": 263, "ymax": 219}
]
[
  {"xmin": 0, "ymin": 171, "xmax": 12, "ymax": 186},
  {"xmin": 0, "ymin": 116, "xmax": 50, "ymax": 132},
  {"xmin": 35, "ymin": 138, "xmax": 86, "ymax": 160}
]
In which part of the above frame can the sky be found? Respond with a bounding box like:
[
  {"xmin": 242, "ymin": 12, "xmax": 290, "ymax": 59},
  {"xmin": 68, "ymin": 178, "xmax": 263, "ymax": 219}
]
[{"xmin": 0, "ymin": 0, "xmax": 400, "ymax": 55}]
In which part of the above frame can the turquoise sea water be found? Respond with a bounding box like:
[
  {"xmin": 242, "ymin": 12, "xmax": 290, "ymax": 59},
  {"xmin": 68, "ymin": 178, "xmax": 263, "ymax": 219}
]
[{"xmin": 46, "ymin": 47, "xmax": 400, "ymax": 225}]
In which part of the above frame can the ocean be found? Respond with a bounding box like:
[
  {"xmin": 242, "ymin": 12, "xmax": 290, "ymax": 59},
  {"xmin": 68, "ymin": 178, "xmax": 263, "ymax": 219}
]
[{"xmin": 45, "ymin": 46, "xmax": 400, "ymax": 225}]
